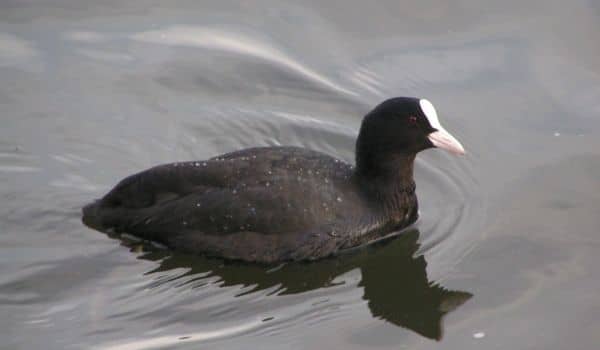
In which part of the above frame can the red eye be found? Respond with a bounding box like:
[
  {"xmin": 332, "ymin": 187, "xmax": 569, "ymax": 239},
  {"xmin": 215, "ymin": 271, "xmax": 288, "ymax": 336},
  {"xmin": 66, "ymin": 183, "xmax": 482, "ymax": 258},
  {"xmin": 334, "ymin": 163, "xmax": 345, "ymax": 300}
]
[{"xmin": 408, "ymin": 116, "xmax": 417, "ymax": 125}]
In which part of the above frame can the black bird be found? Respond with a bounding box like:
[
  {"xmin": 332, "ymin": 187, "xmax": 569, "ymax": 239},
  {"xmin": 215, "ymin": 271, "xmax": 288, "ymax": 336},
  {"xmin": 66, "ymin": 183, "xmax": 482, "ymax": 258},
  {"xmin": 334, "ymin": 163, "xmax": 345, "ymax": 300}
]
[{"xmin": 82, "ymin": 97, "xmax": 465, "ymax": 263}]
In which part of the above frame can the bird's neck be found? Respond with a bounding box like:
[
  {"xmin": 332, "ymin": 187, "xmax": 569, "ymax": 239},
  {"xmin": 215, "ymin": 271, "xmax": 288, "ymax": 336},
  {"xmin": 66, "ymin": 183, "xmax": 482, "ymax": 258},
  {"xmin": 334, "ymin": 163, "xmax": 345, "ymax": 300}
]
[{"xmin": 354, "ymin": 153, "xmax": 417, "ymax": 206}]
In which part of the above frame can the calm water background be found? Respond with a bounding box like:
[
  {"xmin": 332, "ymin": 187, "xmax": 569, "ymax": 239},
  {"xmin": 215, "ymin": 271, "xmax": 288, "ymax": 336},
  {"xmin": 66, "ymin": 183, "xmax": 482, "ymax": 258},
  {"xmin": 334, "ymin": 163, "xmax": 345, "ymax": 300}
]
[{"xmin": 2, "ymin": 1, "xmax": 600, "ymax": 349}]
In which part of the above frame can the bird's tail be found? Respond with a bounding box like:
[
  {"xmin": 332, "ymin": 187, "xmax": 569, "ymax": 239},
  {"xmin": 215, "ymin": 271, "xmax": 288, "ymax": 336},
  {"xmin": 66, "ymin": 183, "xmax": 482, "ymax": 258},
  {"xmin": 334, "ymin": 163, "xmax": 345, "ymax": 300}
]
[{"xmin": 82, "ymin": 200, "xmax": 108, "ymax": 230}]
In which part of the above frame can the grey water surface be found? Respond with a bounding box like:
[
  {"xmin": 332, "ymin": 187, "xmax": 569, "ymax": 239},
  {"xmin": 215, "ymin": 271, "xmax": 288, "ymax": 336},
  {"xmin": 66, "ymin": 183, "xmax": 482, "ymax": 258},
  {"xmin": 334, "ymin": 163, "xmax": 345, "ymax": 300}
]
[{"xmin": 1, "ymin": 1, "xmax": 600, "ymax": 349}]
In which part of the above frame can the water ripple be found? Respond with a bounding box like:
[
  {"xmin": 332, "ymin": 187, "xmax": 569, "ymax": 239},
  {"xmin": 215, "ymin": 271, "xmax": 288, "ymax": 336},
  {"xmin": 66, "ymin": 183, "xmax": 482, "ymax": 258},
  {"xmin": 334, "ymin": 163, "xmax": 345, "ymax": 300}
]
[
  {"xmin": 130, "ymin": 26, "xmax": 357, "ymax": 97},
  {"xmin": 96, "ymin": 318, "xmax": 264, "ymax": 350}
]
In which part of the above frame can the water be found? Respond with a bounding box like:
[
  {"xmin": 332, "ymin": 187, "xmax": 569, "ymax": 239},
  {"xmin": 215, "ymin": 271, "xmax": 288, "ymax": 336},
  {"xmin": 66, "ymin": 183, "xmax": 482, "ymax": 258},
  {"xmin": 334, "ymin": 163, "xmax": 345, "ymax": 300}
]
[{"xmin": 1, "ymin": 1, "xmax": 599, "ymax": 349}]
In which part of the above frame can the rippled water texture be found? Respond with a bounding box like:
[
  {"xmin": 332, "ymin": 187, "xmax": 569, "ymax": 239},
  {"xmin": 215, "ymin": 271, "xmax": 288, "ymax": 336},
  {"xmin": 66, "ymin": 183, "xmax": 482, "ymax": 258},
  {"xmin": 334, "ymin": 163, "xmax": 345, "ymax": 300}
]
[{"xmin": 2, "ymin": 1, "xmax": 600, "ymax": 349}]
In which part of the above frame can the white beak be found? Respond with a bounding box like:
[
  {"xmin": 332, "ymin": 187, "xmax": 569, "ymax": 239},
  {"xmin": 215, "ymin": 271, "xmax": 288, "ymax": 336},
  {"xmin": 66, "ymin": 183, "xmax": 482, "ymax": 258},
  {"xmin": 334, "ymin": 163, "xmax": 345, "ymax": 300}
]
[
  {"xmin": 419, "ymin": 99, "xmax": 465, "ymax": 155},
  {"xmin": 428, "ymin": 128, "xmax": 465, "ymax": 155}
]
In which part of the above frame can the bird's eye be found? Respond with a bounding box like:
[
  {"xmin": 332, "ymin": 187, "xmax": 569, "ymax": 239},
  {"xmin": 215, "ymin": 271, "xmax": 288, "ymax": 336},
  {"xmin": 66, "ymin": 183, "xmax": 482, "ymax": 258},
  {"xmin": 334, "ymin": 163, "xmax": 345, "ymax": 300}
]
[{"xmin": 408, "ymin": 116, "xmax": 418, "ymax": 125}]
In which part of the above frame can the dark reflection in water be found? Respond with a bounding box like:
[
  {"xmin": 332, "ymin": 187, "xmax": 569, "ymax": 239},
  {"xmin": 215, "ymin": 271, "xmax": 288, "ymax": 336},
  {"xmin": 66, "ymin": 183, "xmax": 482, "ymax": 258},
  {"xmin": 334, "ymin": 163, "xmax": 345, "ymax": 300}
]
[{"xmin": 126, "ymin": 229, "xmax": 471, "ymax": 340}]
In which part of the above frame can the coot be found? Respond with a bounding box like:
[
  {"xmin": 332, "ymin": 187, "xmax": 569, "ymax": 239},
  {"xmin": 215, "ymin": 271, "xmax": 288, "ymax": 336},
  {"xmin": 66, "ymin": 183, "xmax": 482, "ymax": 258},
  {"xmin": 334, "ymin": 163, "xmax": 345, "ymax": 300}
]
[{"xmin": 83, "ymin": 97, "xmax": 465, "ymax": 263}]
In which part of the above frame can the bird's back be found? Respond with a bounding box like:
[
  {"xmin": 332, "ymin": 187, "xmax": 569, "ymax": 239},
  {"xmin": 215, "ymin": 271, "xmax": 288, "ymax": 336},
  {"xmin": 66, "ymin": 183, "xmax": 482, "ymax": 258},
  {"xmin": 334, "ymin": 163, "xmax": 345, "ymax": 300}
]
[{"xmin": 83, "ymin": 147, "xmax": 411, "ymax": 262}]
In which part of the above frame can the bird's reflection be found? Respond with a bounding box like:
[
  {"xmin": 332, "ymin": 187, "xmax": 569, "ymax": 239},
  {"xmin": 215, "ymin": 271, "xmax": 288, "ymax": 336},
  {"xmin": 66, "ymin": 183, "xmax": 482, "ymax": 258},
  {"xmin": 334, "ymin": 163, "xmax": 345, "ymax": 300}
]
[{"xmin": 125, "ymin": 229, "xmax": 471, "ymax": 340}]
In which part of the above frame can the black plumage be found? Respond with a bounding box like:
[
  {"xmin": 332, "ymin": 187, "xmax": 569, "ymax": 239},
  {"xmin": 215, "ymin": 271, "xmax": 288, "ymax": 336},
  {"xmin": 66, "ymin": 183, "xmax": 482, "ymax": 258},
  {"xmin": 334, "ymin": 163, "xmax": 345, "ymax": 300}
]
[{"xmin": 83, "ymin": 97, "xmax": 464, "ymax": 263}]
